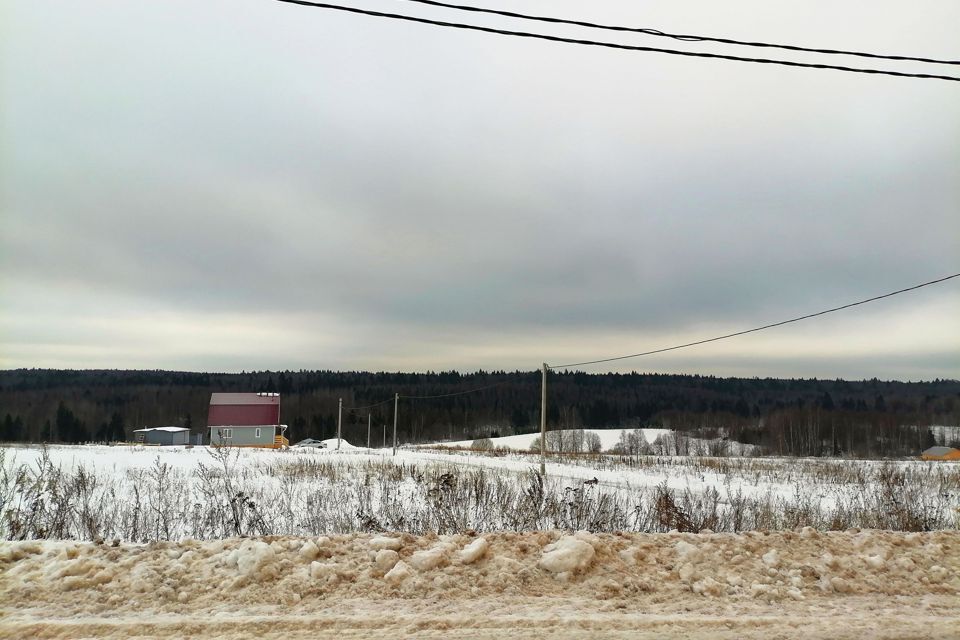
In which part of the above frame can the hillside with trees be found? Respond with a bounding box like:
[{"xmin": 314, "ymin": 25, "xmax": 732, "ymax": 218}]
[{"xmin": 0, "ymin": 369, "xmax": 957, "ymax": 457}]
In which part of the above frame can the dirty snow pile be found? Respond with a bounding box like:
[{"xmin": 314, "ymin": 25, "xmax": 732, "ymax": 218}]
[{"xmin": 2, "ymin": 529, "xmax": 959, "ymax": 639}]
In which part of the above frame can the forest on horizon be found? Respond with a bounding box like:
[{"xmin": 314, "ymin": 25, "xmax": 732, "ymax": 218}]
[{"xmin": 1, "ymin": 368, "xmax": 958, "ymax": 458}]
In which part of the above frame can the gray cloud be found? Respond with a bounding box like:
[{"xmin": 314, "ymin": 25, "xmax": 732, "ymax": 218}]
[{"xmin": 2, "ymin": 0, "xmax": 959, "ymax": 377}]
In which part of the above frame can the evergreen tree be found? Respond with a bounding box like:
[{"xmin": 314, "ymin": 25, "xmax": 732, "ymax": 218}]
[
  {"xmin": 56, "ymin": 402, "xmax": 88, "ymax": 443},
  {"xmin": 875, "ymin": 395, "xmax": 887, "ymax": 411},
  {"xmin": 1, "ymin": 414, "xmax": 15, "ymax": 441},
  {"xmin": 820, "ymin": 392, "xmax": 835, "ymax": 410},
  {"xmin": 109, "ymin": 413, "xmax": 126, "ymax": 442}
]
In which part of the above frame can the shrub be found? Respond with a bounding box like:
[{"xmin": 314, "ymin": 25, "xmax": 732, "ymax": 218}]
[{"xmin": 470, "ymin": 438, "xmax": 494, "ymax": 451}]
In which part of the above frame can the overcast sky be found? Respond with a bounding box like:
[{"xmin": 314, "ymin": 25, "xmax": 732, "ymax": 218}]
[{"xmin": 2, "ymin": 0, "xmax": 958, "ymax": 379}]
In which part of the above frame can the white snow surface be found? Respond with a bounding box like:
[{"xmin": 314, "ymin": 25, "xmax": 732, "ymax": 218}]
[
  {"xmin": 0, "ymin": 441, "xmax": 826, "ymax": 506},
  {"xmin": 2, "ymin": 530, "xmax": 959, "ymax": 639},
  {"xmin": 3, "ymin": 443, "xmax": 960, "ymax": 637},
  {"xmin": 317, "ymin": 438, "xmax": 357, "ymax": 450},
  {"xmin": 3, "ymin": 442, "xmax": 959, "ymax": 538},
  {"xmin": 438, "ymin": 428, "xmax": 672, "ymax": 451},
  {"xmin": 538, "ymin": 534, "xmax": 596, "ymax": 573}
]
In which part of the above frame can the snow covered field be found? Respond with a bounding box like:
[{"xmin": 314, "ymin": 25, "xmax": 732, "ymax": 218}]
[
  {"xmin": 2, "ymin": 443, "xmax": 959, "ymax": 638},
  {"xmin": 440, "ymin": 427, "xmax": 671, "ymax": 451},
  {"xmin": 2, "ymin": 529, "xmax": 958, "ymax": 639},
  {"xmin": 436, "ymin": 427, "xmax": 757, "ymax": 456},
  {"xmin": 1, "ymin": 442, "xmax": 958, "ymax": 541}
]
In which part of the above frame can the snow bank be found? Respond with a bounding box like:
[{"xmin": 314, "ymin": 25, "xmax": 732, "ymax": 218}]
[
  {"xmin": 226, "ymin": 539, "xmax": 277, "ymax": 579},
  {"xmin": 2, "ymin": 530, "xmax": 959, "ymax": 639},
  {"xmin": 317, "ymin": 438, "xmax": 357, "ymax": 450},
  {"xmin": 408, "ymin": 543, "xmax": 454, "ymax": 571},
  {"xmin": 459, "ymin": 537, "xmax": 488, "ymax": 564},
  {"xmin": 538, "ymin": 535, "xmax": 596, "ymax": 574},
  {"xmin": 374, "ymin": 549, "xmax": 399, "ymax": 572},
  {"xmin": 384, "ymin": 560, "xmax": 413, "ymax": 584},
  {"xmin": 4, "ymin": 530, "xmax": 957, "ymax": 607},
  {"xmin": 369, "ymin": 536, "xmax": 402, "ymax": 551}
]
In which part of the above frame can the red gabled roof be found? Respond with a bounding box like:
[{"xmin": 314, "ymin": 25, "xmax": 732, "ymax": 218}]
[
  {"xmin": 208, "ymin": 393, "xmax": 280, "ymax": 427},
  {"xmin": 210, "ymin": 393, "xmax": 279, "ymax": 406}
]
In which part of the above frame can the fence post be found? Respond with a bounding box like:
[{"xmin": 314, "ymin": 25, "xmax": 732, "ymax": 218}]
[
  {"xmin": 392, "ymin": 393, "xmax": 399, "ymax": 456},
  {"xmin": 540, "ymin": 363, "xmax": 547, "ymax": 475}
]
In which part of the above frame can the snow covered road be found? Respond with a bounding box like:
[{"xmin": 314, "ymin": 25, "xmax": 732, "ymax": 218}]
[{"xmin": 3, "ymin": 529, "xmax": 958, "ymax": 639}]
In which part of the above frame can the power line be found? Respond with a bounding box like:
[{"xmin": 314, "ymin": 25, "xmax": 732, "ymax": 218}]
[
  {"xmin": 343, "ymin": 381, "xmax": 511, "ymax": 406},
  {"xmin": 274, "ymin": 0, "xmax": 960, "ymax": 82},
  {"xmin": 400, "ymin": 381, "xmax": 509, "ymax": 399},
  {"xmin": 549, "ymin": 272, "xmax": 960, "ymax": 369},
  {"xmin": 400, "ymin": 0, "xmax": 960, "ymax": 66},
  {"xmin": 342, "ymin": 397, "xmax": 395, "ymax": 411}
]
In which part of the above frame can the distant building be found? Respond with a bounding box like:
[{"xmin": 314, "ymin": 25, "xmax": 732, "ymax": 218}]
[
  {"xmin": 207, "ymin": 392, "xmax": 288, "ymax": 448},
  {"xmin": 133, "ymin": 426, "xmax": 191, "ymax": 446},
  {"xmin": 921, "ymin": 446, "xmax": 960, "ymax": 461}
]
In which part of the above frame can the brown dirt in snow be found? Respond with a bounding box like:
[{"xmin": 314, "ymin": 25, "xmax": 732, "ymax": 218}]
[{"xmin": 2, "ymin": 529, "xmax": 958, "ymax": 639}]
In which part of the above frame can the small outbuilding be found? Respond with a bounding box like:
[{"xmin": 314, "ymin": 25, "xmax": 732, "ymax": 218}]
[
  {"xmin": 921, "ymin": 446, "xmax": 960, "ymax": 461},
  {"xmin": 133, "ymin": 426, "xmax": 191, "ymax": 446}
]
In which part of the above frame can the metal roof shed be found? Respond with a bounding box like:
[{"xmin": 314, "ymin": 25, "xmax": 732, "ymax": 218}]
[{"xmin": 133, "ymin": 427, "xmax": 191, "ymax": 446}]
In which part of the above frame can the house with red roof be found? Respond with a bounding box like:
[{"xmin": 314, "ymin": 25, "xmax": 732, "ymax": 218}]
[{"xmin": 207, "ymin": 392, "xmax": 288, "ymax": 448}]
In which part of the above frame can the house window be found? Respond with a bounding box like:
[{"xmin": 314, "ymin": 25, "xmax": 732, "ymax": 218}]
[
  {"xmin": 222, "ymin": 428, "xmax": 232, "ymax": 439},
  {"xmin": 255, "ymin": 428, "xmax": 261, "ymax": 439}
]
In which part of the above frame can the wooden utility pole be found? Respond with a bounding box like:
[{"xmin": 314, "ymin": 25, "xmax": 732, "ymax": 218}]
[
  {"xmin": 383, "ymin": 424, "xmax": 386, "ymax": 449},
  {"xmin": 366, "ymin": 413, "xmax": 371, "ymax": 449},
  {"xmin": 392, "ymin": 392, "xmax": 399, "ymax": 456},
  {"xmin": 336, "ymin": 398, "xmax": 342, "ymax": 450},
  {"xmin": 540, "ymin": 363, "xmax": 547, "ymax": 475}
]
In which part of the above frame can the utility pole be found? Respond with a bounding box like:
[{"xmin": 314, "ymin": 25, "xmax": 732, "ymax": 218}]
[
  {"xmin": 366, "ymin": 413, "xmax": 371, "ymax": 449},
  {"xmin": 382, "ymin": 424, "xmax": 386, "ymax": 449},
  {"xmin": 540, "ymin": 363, "xmax": 547, "ymax": 475},
  {"xmin": 392, "ymin": 392, "xmax": 399, "ymax": 456},
  {"xmin": 336, "ymin": 398, "xmax": 342, "ymax": 451}
]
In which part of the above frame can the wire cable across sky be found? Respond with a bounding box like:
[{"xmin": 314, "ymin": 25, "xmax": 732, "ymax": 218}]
[
  {"xmin": 400, "ymin": 381, "xmax": 509, "ymax": 399},
  {"xmin": 274, "ymin": 0, "xmax": 960, "ymax": 82},
  {"xmin": 342, "ymin": 397, "xmax": 396, "ymax": 411},
  {"xmin": 343, "ymin": 381, "xmax": 511, "ymax": 409},
  {"xmin": 549, "ymin": 273, "xmax": 960, "ymax": 370},
  {"xmin": 399, "ymin": 0, "xmax": 960, "ymax": 66}
]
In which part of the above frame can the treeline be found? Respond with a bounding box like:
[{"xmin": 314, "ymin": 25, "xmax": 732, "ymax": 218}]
[{"xmin": 0, "ymin": 369, "xmax": 958, "ymax": 457}]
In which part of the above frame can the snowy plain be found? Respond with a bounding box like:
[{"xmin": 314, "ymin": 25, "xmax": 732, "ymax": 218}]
[
  {"xmin": 2, "ymin": 438, "xmax": 959, "ymax": 639},
  {"xmin": 2, "ymin": 434, "xmax": 958, "ymax": 541},
  {"xmin": 439, "ymin": 427, "xmax": 672, "ymax": 451},
  {"xmin": 0, "ymin": 437, "xmax": 950, "ymax": 513}
]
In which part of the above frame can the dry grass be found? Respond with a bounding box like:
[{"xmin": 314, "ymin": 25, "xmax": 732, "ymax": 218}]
[{"xmin": 1, "ymin": 446, "xmax": 957, "ymax": 542}]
